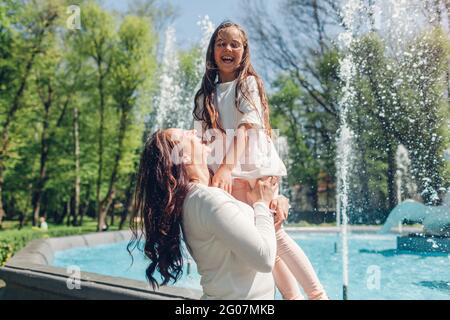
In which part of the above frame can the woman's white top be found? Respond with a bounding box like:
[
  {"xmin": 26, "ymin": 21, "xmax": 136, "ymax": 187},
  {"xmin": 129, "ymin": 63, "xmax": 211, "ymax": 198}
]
[
  {"xmin": 182, "ymin": 183, "xmax": 276, "ymax": 300},
  {"xmin": 194, "ymin": 76, "xmax": 287, "ymax": 180}
]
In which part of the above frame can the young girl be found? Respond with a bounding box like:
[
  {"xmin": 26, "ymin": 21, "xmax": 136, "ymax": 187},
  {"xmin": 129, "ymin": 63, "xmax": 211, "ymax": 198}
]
[{"xmin": 192, "ymin": 21, "xmax": 328, "ymax": 300}]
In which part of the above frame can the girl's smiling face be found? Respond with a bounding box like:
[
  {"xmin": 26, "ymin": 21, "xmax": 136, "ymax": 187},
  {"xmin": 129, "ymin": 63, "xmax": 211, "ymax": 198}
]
[{"xmin": 214, "ymin": 26, "xmax": 245, "ymax": 83}]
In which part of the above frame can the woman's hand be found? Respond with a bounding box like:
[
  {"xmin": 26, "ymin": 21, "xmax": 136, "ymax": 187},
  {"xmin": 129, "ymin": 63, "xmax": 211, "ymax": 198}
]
[
  {"xmin": 270, "ymin": 196, "xmax": 290, "ymax": 231},
  {"xmin": 212, "ymin": 165, "xmax": 233, "ymax": 194},
  {"xmin": 246, "ymin": 176, "xmax": 278, "ymax": 208}
]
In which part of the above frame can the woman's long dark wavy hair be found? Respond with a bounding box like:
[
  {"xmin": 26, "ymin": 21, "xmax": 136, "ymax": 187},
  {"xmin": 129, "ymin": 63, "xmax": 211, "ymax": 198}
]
[
  {"xmin": 193, "ymin": 21, "xmax": 272, "ymax": 137},
  {"xmin": 127, "ymin": 130, "xmax": 190, "ymax": 289}
]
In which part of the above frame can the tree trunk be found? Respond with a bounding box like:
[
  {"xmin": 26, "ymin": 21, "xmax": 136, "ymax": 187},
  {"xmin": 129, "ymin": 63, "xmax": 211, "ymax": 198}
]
[
  {"xmin": 0, "ymin": 54, "xmax": 37, "ymax": 228},
  {"xmin": 312, "ymin": 0, "xmax": 325, "ymax": 55},
  {"xmin": 32, "ymin": 79, "xmax": 71, "ymax": 226},
  {"xmin": 98, "ymin": 108, "xmax": 129, "ymax": 231},
  {"xmin": 66, "ymin": 197, "xmax": 72, "ymax": 226},
  {"xmin": 119, "ymin": 175, "xmax": 135, "ymax": 230},
  {"xmin": 32, "ymin": 97, "xmax": 51, "ymax": 226},
  {"xmin": 58, "ymin": 200, "xmax": 68, "ymax": 225},
  {"xmin": 73, "ymin": 105, "xmax": 80, "ymax": 226},
  {"xmin": 355, "ymin": 105, "xmax": 371, "ymax": 214},
  {"xmin": 0, "ymin": 10, "xmax": 57, "ymax": 227},
  {"xmin": 98, "ymin": 186, "xmax": 114, "ymax": 231},
  {"xmin": 79, "ymin": 206, "xmax": 86, "ymax": 226},
  {"xmin": 368, "ymin": 0, "xmax": 376, "ymax": 32},
  {"xmin": 310, "ymin": 182, "xmax": 319, "ymax": 212},
  {"xmin": 387, "ymin": 143, "xmax": 397, "ymax": 211},
  {"xmin": 445, "ymin": 0, "xmax": 450, "ymax": 118},
  {"xmin": 446, "ymin": 0, "xmax": 450, "ymax": 26},
  {"xmin": 109, "ymin": 199, "xmax": 116, "ymax": 227},
  {"xmin": 434, "ymin": 0, "xmax": 442, "ymax": 24},
  {"xmin": 80, "ymin": 184, "xmax": 92, "ymax": 227},
  {"xmin": 119, "ymin": 196, "xmax": 134, "ymax": 231},
  {"xmin": 96, "ymin": 73, "xmax": 106, "ymax": 231},
  {"xmin": 0, "ymin": 173, "xmax": 5, "ymax": 229},
  {"xmin": 18, "ymin": 213, "xmax": 25, "ymax": 230}
]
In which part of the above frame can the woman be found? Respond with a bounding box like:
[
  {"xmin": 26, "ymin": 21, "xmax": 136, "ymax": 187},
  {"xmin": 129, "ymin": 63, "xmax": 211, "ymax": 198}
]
[{"xmin": 130, "ymin": 128, "xmax": 289, "ymax": 299}]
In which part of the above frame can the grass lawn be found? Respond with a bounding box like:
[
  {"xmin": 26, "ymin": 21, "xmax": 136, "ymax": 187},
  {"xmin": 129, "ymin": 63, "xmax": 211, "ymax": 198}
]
[
  {"xmin": 0, "ymin": 216, "xmax": 122, "ymax": 233},
  {"xmin": 0, "ymin": 216, "xmax": 127, "ymax": 266}
]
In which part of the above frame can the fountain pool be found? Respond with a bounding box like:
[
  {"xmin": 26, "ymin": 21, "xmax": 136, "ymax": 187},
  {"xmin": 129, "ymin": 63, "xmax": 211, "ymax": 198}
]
[{"xmin": 53, "ymin": 231, "xmax": 450, "ymax": 300}]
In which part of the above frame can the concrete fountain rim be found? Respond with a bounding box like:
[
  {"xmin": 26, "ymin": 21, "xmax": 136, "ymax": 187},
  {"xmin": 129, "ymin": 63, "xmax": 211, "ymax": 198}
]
[{"xmin": 0, "ymin": 230, "xmax": 202, "ymax": 300}]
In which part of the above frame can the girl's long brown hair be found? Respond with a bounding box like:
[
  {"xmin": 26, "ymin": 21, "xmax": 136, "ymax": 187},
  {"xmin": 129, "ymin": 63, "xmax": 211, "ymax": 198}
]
[
  {"xmin": 128, "ymin": 130, "xmax": 190, "ymax": 289},
  {"xmin": 193, "ymin": 21, "xmax": 272, "ymax": 137}
]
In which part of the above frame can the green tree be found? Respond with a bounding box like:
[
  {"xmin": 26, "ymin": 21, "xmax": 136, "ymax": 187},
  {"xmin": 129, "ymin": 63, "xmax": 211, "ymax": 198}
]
[
  {"xmin": 353, "ymin": 29, "xmax": 449, "ymax": 208},
  {"xmin": 97, "ymin": 15, "xmax": 157, "ymax": 230},
  {"xmin": 270, "ymin": 76, "xmax": 320, "ymax": 210},
  {"xmin": 0, "ymin": 0, "xmax": 61, "ymax": 227},
  {"xmin": 269, "ymin": 49, "xmax": 340, "ymax": 212},
  {"xmin": 70, "ymin": 1, "xmax": 115, "ymax": 230},
  {"xmin": 399, "ymin": 29, "xmax": 450, "ymax": 203},
  {"xmin": 178, "ymin": 46, "xmax": 202, "ymax": 110}
]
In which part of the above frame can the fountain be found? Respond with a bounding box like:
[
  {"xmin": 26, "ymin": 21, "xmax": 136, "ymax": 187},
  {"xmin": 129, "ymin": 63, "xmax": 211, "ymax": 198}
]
[
  {"xmin": 336, "ymin": 0, "xmax": 361, "ymax": 301},
  {"xmin": 195, "ymin": 15, "xmax": 215, "ymax": 81},
  {"xmin": 276, "ymin": 135, "xmax": 290, "ymax": 196},
  {"xmin": 335, "ymin": 0, "xmax": 449, "ymax": 298},
  {"xmin": 395, "ymin": 144, "xmax": 417, "ymax": 204},
  {"xmin": 380, "ymin": 190, "xmax": 450, "ymax": 253},
  {"xmin": 382, "ymin": 191, "xmax": 450, "ymax": 236},
  {"xmin": 382, "ymin": 151, "xmax": 450, "ymax": 239},
  {"xmin": 154, "ymin": 17, "xmax": 214, "ymax": 131},
  {"xmin": 154, "ymin": 26, "xmax": 184, "ymax": 129},
  {"xmin": 369, "ymin": 0, "xmax": 450, "ymax": 254}
]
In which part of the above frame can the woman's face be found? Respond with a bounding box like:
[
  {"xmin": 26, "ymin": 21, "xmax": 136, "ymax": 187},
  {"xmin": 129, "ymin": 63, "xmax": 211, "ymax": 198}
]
[
  {"xmin": 167, "ymin": 128, "xmax": 211, "ymax": 166},
  {"xmin": 214, "ymin": 26, "xmax": 245, "ymax": 82}
]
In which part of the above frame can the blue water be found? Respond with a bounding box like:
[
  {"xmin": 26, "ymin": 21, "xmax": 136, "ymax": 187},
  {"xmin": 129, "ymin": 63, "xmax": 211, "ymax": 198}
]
[{"xmin": 53, "ymin": 232, "xmax": 450, "ymax": 300}]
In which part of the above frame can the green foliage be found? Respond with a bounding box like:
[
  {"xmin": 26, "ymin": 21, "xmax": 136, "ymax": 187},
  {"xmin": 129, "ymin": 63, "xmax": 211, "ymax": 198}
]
[
  {"xmin": 269, "ymin": 27, "xmax": 449, "ymax": 215},
  {"xmin": 352, "ymin": 28, "xmax": 450, "ymax": 205},
  {"xmin": 0, "ymin": 218, "xmax": 115, "ymax": 266},
  {"xmin": 178, "ymin": 46, "xmax": 203, "ymax": 101},
  {"xmin": 269, "ymin": 49, "xmax": 341, "ymax": 210},
  {"xmin": 1, "ymin": 0, "xmax": 448, "ymax": 228},
  {"xmin": 270, "ymin": 76, "xmax": 319, "ymax": 187},
  {"xmin": 0, "ymin": 242, "xmax": 13, "ymax": 266},
  {"xmin": 111, "ymin": 14, "xmax": 157, "ymax": 176},
  {"xmin": 1, "ymin": 0, "xmax": 160, "ymax": 226}
]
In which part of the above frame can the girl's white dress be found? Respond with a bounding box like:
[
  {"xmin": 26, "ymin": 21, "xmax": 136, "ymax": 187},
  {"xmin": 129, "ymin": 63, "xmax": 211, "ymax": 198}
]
[{"xmin": 194, "ymin": 76, "xmax": 287, "ymax": 184}]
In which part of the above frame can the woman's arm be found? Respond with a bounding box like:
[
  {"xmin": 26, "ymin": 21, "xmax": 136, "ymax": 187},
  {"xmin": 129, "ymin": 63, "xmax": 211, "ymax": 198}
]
[
  {"xmin": 206, "ymin": 198, "xmax": 277, "ymax": 272},
  {"xmin": 204, "ymin": 178, "xmax": 278, "ymax": 272}
]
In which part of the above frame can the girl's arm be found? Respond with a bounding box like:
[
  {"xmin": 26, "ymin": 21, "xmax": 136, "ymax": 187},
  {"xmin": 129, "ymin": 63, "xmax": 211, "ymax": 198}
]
[{"xmin": 211, "ymin": 123, "xmax": 254, "ymax": 193}]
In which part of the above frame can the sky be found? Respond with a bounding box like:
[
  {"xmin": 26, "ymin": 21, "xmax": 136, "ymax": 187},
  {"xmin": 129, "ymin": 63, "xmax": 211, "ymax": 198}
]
[
  {"xmin": 163, "ymin": 0, "xmax": 248, "ymax": 46},
  {"xmin": 103, "ymin": 0, "xmax": 281, "ymax": 48},
  {"xmin": 102, "ymin": 0, "xmax": 282, "ymax": 82}
]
